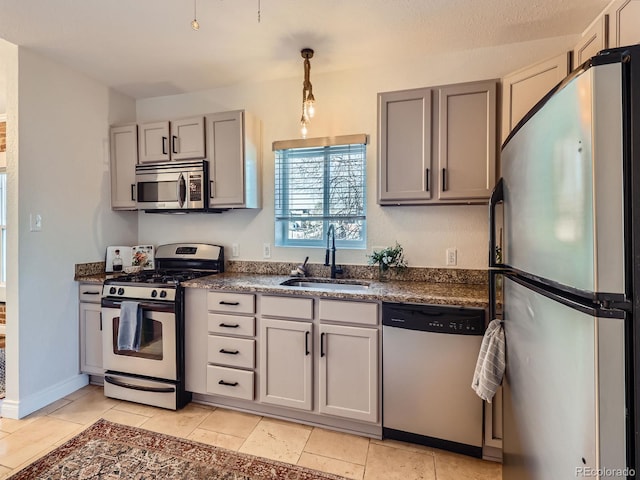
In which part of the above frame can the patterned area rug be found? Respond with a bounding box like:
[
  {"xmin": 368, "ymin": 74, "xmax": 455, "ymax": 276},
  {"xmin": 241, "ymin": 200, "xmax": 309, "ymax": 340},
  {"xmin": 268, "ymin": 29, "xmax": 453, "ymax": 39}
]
[{"xmin": 8, "ymin": 419, "xmax": 348, "ymax": 479}]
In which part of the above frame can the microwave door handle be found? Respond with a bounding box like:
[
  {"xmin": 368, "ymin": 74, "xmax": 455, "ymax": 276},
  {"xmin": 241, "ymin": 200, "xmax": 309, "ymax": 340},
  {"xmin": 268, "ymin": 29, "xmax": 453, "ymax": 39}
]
[{"xmin": 178, "ymin": 173, "xmax": 186, "ymax": 208}]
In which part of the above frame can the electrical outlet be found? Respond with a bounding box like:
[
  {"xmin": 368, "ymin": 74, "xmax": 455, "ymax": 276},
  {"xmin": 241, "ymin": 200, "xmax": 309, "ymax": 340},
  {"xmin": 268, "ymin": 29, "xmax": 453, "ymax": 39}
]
[
  {"xmin": 232, "ymin": 243, "xmax": 239, "ymax": 257},
  {"xmin": 446, "ymin": 248, "xmax": 457, "ymax": 266},
  {"xmin": 263, "ymin": 243, "xmax": 271, "ymax": 259}
]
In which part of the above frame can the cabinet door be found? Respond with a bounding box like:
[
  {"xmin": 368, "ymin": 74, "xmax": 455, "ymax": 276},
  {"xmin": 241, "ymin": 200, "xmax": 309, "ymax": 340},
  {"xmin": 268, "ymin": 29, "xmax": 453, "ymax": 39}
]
[
  {"xmin": 171, "ymin": 116, "xmax": 205, "ymax": 160},
  {"xmin": 138, "ymin": 121, "xmax": 170, "ymax": 163},
  {"xmin": 318, "ymin": 324, "xmax": 378, "ymax": 423},
  {"xmin": 573, "ymin": 15, "xmax": 609, "ymax": 69},
  {"xmin": 260, "ymin": 318, "xmax": 312, "ymax": 410},
  {"xmin": 501, "ymin": 52, "xmax": 571, "ymax": 142},
  {"xmin": 437, "ymin": 81, "xmax": 497, "ymax": 201},
  {"xmin": 608, "ymin": 0, "xmax": 640, "ymax": 47},
  {"xmin": 79, "ymin": 302, "xmax": 103, "ymax": 375},
  {"xmin": 206, "ymin": 111, "xmax": 246, "ymax": 207},
  {"xmin": 109, "ymin": 125, "xmax": 137, "ymax": 210},
  {"xmin": 377, "ymin": 88, "xmax": 432, "ymax": 203}
]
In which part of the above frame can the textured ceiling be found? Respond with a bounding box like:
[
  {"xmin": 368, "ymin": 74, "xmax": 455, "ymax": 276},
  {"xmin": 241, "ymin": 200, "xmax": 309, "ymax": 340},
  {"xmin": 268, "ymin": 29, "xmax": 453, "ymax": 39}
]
[{"xmin": 0, "ymin": 0, "xmax": 610, "ymax": 102}]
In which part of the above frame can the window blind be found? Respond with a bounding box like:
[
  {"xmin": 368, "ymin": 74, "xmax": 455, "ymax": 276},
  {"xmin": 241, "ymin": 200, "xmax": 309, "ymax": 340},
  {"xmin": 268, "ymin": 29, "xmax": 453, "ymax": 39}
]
[{"xmin": 274, "ymin": 140, "xmax": 366, "ymax": 246}]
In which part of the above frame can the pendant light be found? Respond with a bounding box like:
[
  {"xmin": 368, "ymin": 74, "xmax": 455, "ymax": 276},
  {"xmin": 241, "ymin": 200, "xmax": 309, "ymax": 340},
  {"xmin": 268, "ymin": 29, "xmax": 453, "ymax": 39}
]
[
  {"xmin": 300, "ymin": 48, "xmax": 316, "ymax": 138},
  {"xmin": 191, "ymin": 0, "xmax": 200, "ymax": 30}
]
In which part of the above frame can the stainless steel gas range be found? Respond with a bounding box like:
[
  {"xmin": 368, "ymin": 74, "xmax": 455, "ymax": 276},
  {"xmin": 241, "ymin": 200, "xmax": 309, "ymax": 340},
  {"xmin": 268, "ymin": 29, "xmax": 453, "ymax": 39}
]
[{"xmin": 101, "ymin": 243, "xmax": 224, "ymax": 410}]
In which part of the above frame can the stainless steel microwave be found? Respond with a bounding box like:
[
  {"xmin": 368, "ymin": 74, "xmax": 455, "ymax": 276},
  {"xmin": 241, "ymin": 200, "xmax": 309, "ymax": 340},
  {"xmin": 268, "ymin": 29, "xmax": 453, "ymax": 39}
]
[{"xmin": 135, "ymin": 160, "xmax": 208, "ymax": 212}]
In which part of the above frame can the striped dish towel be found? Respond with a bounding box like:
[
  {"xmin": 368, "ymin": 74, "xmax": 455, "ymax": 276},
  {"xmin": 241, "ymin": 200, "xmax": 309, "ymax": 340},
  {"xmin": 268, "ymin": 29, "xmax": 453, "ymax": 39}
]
[{"xmin": 471, "ymin": 319, "xmax": 505, "ymax": 403}]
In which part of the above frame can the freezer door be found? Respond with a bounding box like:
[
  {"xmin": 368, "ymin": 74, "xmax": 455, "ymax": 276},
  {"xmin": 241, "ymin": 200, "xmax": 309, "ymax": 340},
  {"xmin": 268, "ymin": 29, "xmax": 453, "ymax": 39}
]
[
  {"xmin": 501, "ymin": 62, "xmax": 625, "ymax": 295},
  {"xmin": 502, "ymin": 276, "xmax": 626, "ymax": 480}
]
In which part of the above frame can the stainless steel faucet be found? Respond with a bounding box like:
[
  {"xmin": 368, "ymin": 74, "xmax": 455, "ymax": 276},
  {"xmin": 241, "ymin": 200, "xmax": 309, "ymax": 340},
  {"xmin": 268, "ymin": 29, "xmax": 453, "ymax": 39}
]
[{"xmin": 324, "ymin": 225, "xmax": 343, "ymax": 279}]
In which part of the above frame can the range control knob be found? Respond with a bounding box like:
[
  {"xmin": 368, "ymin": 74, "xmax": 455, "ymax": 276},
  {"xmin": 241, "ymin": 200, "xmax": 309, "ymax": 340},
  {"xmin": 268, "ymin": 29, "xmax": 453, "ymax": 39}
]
[
  {"xmin": 159, "ymin": 290, "xmax": 167, "ymax": 298},
  {"xmin": 109, "ymin": 287, "xmax": 117, "ymax": 295},
  {"xmin": 151, "ymin": 290, "xmax": 158, "ymax": 298},
  {"xmin": 117, "ymin": 288, "xmax": 125, "ymax": 296}
]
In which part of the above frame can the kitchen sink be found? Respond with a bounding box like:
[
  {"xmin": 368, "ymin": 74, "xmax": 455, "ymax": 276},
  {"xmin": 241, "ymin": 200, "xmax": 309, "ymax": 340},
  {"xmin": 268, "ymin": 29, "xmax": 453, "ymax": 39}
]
[{"xmin": 280, "ymin": 278, "xmax": 370, "ymax": 292}]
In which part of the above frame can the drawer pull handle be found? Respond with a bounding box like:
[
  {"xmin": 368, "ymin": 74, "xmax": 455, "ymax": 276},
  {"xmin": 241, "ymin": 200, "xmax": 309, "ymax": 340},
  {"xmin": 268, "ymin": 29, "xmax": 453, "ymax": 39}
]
[
  {"xmin": 219, "ymin": 349, "xmax": 239, "ymax": 355},
  {"xmin": 82, "ymin": 291, "xmax": 100, "ymax": 295},
  {"xmin": 218, "ymin": 380, "xmax": 239, "ymax": 387},
  {"xmin": 219, "ymin": 323, "xmax": 239, "ymax": 328},
  {"xmin": 219, "ymin": 301, "xmax": 240, "ymax": 306}
]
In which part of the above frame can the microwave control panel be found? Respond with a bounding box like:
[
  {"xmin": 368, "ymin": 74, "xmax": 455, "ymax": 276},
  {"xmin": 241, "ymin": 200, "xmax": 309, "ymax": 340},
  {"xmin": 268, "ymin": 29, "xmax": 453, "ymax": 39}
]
[{"xmin": 189, "ymin": 175, "xmax": 202, "ymax": 201}]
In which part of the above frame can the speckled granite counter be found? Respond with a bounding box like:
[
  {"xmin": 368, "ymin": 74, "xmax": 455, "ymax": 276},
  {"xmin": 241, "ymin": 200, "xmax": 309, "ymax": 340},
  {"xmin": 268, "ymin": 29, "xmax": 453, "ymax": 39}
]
[
  {"xmin": 182, "ymin": 273, "xmax": 489, "ymax": 308},
  {"xmin": 74, "ymin": 260, "xmax": 489, "ymax": 307}
]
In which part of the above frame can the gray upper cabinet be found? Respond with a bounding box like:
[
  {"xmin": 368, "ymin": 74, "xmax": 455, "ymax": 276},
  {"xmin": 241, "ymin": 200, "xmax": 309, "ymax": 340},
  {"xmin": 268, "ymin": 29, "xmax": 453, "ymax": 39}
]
[
  {"xmin": 109, "ymin": 124, "xmax": 138, "ymax": 210},
  {"xmin": 206, "ymin": 110, "xmax": 262, "ymax": 209},
  {"xmin": 138, "ymin": 116, "xmax": 205, "ymax": 163},
  {"xmin": 573, "ymin": 15, "xmax": 609, "ymax": 70},
  {"xmin": 378, "ymin": 80, "xmax": 497, "ymax": 205},
  {"xmin": 501, "ymin": 52, "xmax": 571, "ymax": 142},
  {"xmin": 378, "ymin": 88, "xmax": 432, "ymax": 203},
  {"xmin": 437, "ymin": 81, "xmax": 497, "ymax": 201}
]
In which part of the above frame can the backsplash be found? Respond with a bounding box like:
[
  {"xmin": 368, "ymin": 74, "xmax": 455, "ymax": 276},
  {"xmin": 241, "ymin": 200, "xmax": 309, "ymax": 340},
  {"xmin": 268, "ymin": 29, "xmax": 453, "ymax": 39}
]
[{"xmin": 226, "ymin": 261, "xmax": 488, "ymax": 284}]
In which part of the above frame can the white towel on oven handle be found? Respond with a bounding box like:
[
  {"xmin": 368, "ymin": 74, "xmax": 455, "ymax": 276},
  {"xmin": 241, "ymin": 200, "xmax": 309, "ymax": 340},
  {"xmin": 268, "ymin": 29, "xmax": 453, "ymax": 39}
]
[
  {"xmin": 471, "ymin": 319, "xmax": 505, "ymax": 403},
  {"xmin": 117, "ymin": 301, "xmax": 142, "ymax": 351}
]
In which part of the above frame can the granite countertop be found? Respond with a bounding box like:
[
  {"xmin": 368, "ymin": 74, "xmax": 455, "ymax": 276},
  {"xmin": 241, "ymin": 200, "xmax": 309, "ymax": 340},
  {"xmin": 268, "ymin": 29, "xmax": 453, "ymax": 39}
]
[
  {"xmin": 182, "ymin": 273, "xmax": 489, "ymax": 308},
  {"xmin": 75, "ymin": 260, "xmax": 489, "ymax": 308}
]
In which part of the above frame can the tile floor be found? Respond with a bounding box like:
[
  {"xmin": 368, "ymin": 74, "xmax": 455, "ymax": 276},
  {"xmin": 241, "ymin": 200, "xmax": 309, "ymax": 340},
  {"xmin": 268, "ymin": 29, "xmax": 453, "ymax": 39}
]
[{"xmin": 0, "ymin": 385, "xmax": 502, "ymax": 479}]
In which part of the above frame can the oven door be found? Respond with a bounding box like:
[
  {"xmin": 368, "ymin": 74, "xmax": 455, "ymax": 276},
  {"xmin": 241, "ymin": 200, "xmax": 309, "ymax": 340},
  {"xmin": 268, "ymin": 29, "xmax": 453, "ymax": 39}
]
[{"xmin": 102, "ymin": 300, "xmax": 177, "ymax": 381}]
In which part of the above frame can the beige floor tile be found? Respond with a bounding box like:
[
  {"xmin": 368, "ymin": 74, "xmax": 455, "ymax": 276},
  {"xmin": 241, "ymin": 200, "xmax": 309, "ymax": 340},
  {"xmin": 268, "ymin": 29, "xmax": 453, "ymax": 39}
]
[
  {"xmin": 238, "ymin": 417, "xmax": 312, "ymax": 464},
  {"xmin": 197, "ymin": 408, "xmax": 261, "ymax": 438},
  {"xmin": 304, "ymin": 428, "xmax": 370, "ymax": 465},
  {"xmin": 298, "ymin": 452, "xmax": 365, "ymax": 480},
  {"xmin": 0, "ymin": 465, "xmax": 12, "ymax": 479},
  {"xmin": 26, "ymin": 398, "xmax": 72, "ymax": 418},
  {"xmin": 0, "ymin": 416, "xmax": 79, "ymax": 469},
  {"xmin": 363, "ymin": 443, "xmax": 436, "ymax": 480},
  {"xmin": 100, "ymin": 408, "xmax": 149, "ymax": 428},
  {"xmin": 434, "ymin": 450, "xmax": 501, "ymax": 480},
  {"xmin": 370, "ymin": 438, "xmax": 436, "ymax": 455},
  {"xmin": 0, "ymin": 418, "xmax": 27, "ymax": 435},
  {"xmin": 47, "ymin": 389, "xmax": 119, "ymax": 425},
  {"xmin": 112, "ymin": 401, "xmax": 165, "ymax": 417},
  {"xmin": 138, "ymin": 403, "xmax": 211, "ymax": 438},
  {"xmin": 187, "ymin": 428, "xmax": 245, "ymax": 451},
  {"xmin": 63, "ymin": 384, "xmax": 100, "ymax": 401}
]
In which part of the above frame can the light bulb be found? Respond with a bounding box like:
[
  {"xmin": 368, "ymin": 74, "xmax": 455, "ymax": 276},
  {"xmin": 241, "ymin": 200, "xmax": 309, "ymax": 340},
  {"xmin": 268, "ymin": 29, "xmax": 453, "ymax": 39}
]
[
  {"xmin": 191, "ymin": 18, "xmax": 200, "ymax": 30},
  {"xmin": 301, "ymin": 122, "xmax": 308, "ymax": 138},
  {"xmin": 307, "ymin": 101, "xmax": 315, "ymax": 118}
]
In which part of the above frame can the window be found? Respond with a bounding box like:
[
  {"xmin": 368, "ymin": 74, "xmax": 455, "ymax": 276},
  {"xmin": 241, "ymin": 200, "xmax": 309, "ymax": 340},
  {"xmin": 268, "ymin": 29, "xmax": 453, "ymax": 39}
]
[{"xmin": 274, "ymin": 134, "xmax": 367, "ymax": 248}]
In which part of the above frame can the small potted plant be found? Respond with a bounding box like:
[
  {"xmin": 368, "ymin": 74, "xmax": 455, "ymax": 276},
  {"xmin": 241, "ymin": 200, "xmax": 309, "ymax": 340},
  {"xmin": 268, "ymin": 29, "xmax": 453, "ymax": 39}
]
[{"xmin": 368, "ymin": 242, "xmax": 408, "ymax": 281}]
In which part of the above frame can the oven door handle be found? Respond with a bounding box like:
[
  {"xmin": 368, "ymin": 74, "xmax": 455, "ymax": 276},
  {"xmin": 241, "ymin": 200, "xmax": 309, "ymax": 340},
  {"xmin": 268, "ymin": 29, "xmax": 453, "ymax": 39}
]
[
  {"xmin": 101, "ymin": 298, "xmax": 175, "ymax": 312},
  {"xmin": 104, "ymin": 375, "xmax": 176, "ymax": 393}
]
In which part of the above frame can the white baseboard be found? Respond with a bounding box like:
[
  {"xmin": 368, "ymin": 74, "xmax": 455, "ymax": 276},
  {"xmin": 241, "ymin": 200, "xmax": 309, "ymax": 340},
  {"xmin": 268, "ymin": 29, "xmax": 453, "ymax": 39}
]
[{"xmin": 1, "ymin": 374, "xmax": 89, "ymax": 419}]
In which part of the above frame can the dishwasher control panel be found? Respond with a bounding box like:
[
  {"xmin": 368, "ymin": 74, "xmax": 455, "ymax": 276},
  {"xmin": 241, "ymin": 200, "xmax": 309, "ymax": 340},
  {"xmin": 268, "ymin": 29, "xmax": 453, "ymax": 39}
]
[{"xmin": 382, "ymin": 302, "xmax": 485, "ymax": 335}]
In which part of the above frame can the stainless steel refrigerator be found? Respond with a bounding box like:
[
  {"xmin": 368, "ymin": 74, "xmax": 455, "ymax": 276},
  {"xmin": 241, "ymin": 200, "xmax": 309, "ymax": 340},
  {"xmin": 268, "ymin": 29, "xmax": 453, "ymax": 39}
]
[{"xmin": 490, "ymin": 45, "xmax": 640, "ymax": 479}]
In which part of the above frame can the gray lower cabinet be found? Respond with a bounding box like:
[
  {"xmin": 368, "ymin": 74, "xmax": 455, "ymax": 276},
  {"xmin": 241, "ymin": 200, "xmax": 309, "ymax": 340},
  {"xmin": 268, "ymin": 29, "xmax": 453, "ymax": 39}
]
[
  {"xmin": 185, "ymin": 288, "xmax": 381, "ymax": 430},
  {"xmin": 378, "ymin": 79, "xmax": 497, "ymax": 205},
  {"xmin": 78, "ymin": 283, "xmax": 104, "ymax": 375}
]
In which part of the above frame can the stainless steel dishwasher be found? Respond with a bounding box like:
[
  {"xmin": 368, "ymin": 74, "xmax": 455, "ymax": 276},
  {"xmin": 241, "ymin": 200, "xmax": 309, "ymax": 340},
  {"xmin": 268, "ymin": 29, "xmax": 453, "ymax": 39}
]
[{"xmin": 382, "ymin": 302, "xmax": 485, "ymax": 458}]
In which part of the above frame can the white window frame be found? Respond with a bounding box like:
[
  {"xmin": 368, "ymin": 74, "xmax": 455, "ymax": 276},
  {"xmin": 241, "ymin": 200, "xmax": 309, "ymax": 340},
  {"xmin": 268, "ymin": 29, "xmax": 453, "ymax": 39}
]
[{"xmin": 273, "ymin": 134, "xmax": 368, "ymax": 249}]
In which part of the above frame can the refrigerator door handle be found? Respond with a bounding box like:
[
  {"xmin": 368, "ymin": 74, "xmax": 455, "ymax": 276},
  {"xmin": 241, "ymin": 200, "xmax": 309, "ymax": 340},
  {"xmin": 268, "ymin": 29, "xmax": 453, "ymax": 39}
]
[{"xmin": 489, "ymin": 177, "xmax": 504, "ymax": 268}]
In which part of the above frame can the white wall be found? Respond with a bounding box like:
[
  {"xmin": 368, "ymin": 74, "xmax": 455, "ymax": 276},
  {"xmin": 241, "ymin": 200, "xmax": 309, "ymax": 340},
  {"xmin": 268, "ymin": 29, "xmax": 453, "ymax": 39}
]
[
  {"xmin": 2, "ymin": 46, "xmax": 138, "ymax": 418},
  {"xmin": 137, "ymin": 36, "xmax": 576, "ymax": 270}
]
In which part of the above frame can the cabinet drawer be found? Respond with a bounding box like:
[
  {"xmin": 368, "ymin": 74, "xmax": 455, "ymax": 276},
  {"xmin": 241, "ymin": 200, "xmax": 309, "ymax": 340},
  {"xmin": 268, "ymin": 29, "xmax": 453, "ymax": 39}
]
[
  {"xmin": 207, "ymin": 365, "xmax": 254, "ymax": 400},
  {"xmin": 319, "ymin": 300, "xmax": 379, "ymax": 326},
  {"xmin": 208, "ymin": 314, "xmax": 255, "ymax": 337},
  {"xmin": 79, "ymin": 284, "xmax": 103, "ymax": 304},
  {"xmin": 261, "ymin": 295, "xmax": 313, "ymax": 320},
  {"xmin": 208, "ymin": 292, "xmax": 255, "ymax": 314},
  {"xmin": 208, "ymin": 336, "xmax": 255, "ymax": 369}
]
